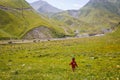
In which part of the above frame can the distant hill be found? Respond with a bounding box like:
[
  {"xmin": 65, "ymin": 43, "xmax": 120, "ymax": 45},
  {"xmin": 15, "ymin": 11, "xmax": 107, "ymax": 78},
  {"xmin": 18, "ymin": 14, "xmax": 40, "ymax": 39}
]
[
  {"xmin": 51, "ymin": 11, "xmax": 95, "ymax": 34},
  {"xmin": 0, "ymin": 0, "xmax": 67, "ymax": 40},
  {"xmin": 30, "ymin": 0, "xmax": 62, "ymax": 16},
  {"xmin": 64, "ymin": 10, "xmax": 79, "ymax": 18},
  {"xmin": 51, "ymin": 0, "xmax": 120, "ymax": 34},
  {"xmin": 88, "ymin": 0, "xmax": 120, "ymax": 15},
  {"xmin": 78, "ymin": 0, "xmax": 120, "ymax": 28}
]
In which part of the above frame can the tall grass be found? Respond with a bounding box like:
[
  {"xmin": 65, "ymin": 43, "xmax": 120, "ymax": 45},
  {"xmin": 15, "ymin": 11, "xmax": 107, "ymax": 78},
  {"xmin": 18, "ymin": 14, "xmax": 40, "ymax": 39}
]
[{"xmin": 0, "ymin": 26, "xmax": 120, "ymax": 80}]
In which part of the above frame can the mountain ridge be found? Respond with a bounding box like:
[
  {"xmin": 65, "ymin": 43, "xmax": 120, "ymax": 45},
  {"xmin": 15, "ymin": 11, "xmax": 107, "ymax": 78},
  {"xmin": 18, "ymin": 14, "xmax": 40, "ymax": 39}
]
[
  {"xmin": 50, "ymin": 0, "xmax": 120, "ymax": 34},
  {"xmin": 0, "ymin": 0, "xmax": 68, "ymax": 39},
  {"xmin": 30, "ymin": 0, "xmax": 62, "ymax": 16}
]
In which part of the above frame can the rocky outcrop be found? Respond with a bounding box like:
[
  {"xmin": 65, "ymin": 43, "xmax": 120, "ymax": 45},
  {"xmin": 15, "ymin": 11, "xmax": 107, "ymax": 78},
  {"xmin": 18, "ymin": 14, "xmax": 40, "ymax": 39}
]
[
  {"xmin": 23, "ymin": 27, "xmax": 53, "ymax": 39},
  {"xmin": 67, "ymin": 10, "xmax": 79, "ymax": 18}
]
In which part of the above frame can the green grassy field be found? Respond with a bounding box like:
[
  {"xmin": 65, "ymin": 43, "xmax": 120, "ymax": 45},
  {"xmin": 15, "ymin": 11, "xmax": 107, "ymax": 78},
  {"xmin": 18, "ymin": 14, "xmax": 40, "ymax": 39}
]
[{"xmin": 0, "ymin": 25, "xmax": 120, "ymax": 80}]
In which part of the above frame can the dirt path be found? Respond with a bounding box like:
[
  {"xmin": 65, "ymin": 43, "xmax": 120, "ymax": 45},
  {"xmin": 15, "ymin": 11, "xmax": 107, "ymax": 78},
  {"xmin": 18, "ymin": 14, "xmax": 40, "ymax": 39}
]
[
  {"xmin": 0, "ymin": 34, "xmax": 104, "ymax": 45},
  {"xmin": 0, "ymin": 5, "xmax": 32, "ymax": 11},
  {"xmin": 0, "ymin": 38, "xmax": 70, "ymax": 45}
]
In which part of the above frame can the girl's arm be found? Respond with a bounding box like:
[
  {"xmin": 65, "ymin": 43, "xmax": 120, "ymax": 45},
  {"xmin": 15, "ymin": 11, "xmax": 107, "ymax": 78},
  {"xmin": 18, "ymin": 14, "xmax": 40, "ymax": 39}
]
[{"xmin": 75, "ymin": 62, "xmax": 78, "ymax": 67}]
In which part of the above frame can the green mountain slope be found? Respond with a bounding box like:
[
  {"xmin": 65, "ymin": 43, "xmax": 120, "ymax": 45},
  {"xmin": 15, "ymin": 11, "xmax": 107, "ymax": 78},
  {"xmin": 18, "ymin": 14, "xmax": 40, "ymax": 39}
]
[
  {"xmin": 51, "ymin": 0, "xmax": 120, "ymax": 34},
  {"xmin": 107, "ymin": 23, "xmax": 120, "ymax": 38},
  {"xmin": 0, "ymin": 0, "xmax": 67, "ymax": 39},
  {"xmin": 0, "ymin": 0, "xmax": 120, "ymax": 39},
  {"xmin": 78, "ymin": 0, "xmax": 120, "ymax": 30},
  {"xmin": 51, "ymin": 11, "xmax": 97, "ymax": 34}
]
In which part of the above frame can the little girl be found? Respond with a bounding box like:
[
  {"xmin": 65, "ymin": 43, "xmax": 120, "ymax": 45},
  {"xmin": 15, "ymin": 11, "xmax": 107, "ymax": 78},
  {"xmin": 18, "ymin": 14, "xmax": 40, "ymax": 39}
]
[{"xmin": 69, "ymin": 57, "xmax": 78, "ymax": 72}]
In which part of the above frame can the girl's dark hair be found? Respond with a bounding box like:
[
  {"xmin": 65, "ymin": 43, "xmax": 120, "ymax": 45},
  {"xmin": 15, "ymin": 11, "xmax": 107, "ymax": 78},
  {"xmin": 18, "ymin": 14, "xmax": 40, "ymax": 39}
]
[{"xmin": 72, "ymin": 58, "xmax": 75, "ymax": 60}]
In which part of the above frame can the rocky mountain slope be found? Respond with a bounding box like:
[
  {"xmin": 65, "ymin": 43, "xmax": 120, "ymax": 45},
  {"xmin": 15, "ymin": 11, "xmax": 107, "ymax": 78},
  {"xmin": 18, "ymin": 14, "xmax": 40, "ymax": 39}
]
[{"xmin": 30, "ymin": 0, "xmax": 62, "ymax": 16}]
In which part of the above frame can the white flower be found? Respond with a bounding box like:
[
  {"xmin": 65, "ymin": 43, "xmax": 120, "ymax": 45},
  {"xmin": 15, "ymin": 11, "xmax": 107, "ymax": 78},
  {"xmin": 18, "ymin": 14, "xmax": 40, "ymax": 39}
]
[{"xmin": 22, "ymin": 64, "xmax": 25, "ymax": 67}]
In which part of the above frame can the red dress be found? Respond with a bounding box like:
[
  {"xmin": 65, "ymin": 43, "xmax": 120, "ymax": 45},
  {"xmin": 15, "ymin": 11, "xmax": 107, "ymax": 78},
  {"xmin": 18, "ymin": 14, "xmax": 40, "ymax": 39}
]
[{"xmin": 69, "ymin": 58, "xmax": 78, "ymax": 71}]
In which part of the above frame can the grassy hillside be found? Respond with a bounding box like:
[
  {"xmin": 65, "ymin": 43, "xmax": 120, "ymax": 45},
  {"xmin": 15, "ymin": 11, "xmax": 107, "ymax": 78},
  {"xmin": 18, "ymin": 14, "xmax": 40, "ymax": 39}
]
[
  {"xmin": 51, "ymin": 0, "xmax": 120, "ymax": 35},
  {"xmin": 0, "ymin": 24, "xmax": 119, "ymax": 80},
  {"xmin": 1, "ymin": 0, "xmax": 120, "ymax": 39},
  {"xmin": 0, "ymin": 0, "xmax": 68, "ymax": 39},
  {"xmin": 51, "ymin": 11, "xmax": 98, "ymax": 34},
  {"xmin": 78, "ymin": 0, "xmax": 120, "ymax": 31},
  {"xmin": 0, "ymin": 0, "xmax": 30, "ymax": 8}
]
